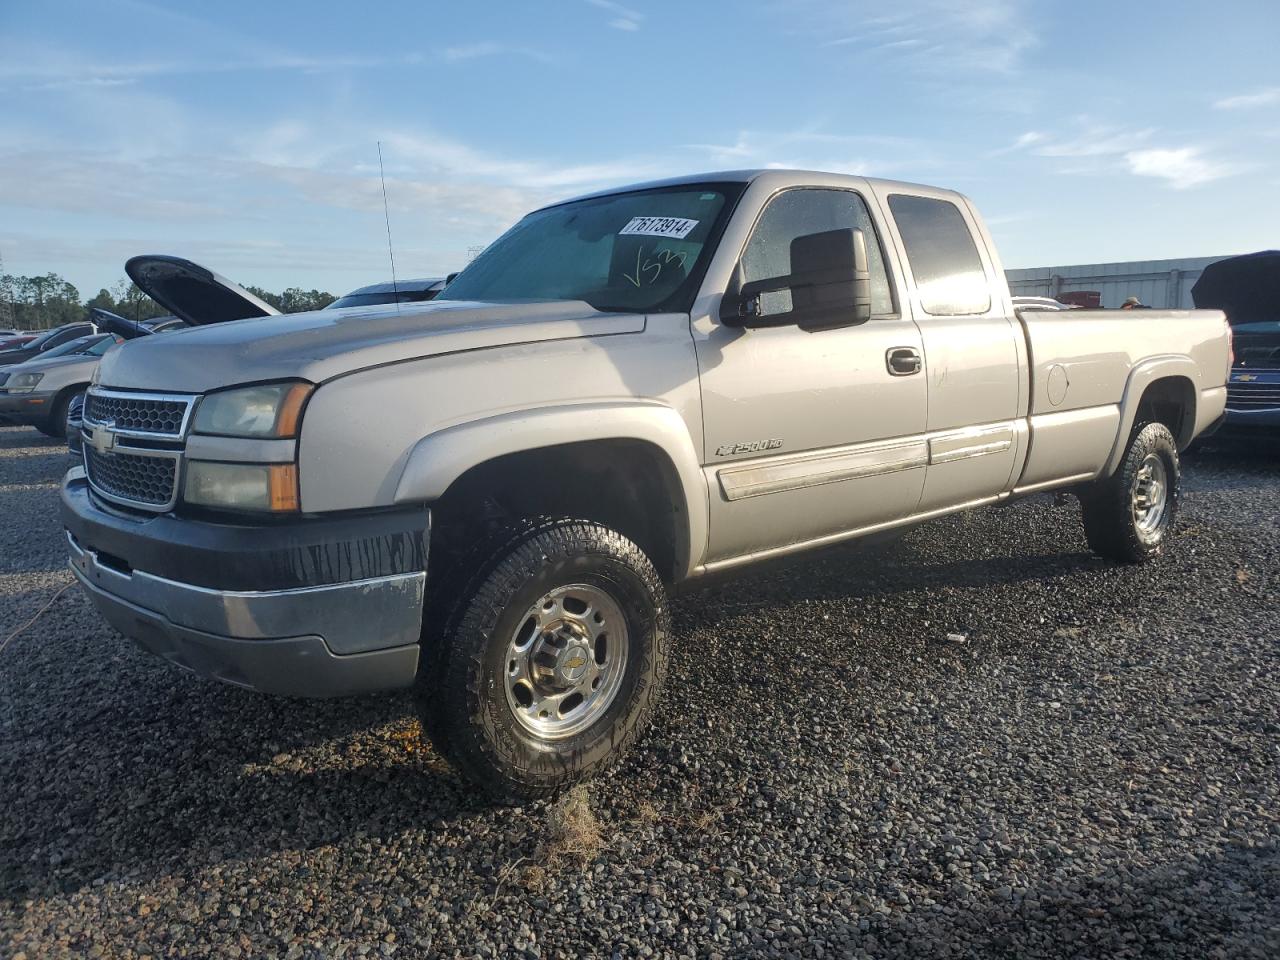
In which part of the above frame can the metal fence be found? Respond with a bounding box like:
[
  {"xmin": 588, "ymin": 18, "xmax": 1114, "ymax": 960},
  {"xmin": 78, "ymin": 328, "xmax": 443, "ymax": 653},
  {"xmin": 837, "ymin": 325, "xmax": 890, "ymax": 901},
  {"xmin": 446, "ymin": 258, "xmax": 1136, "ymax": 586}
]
[{"xmin": 1005, "ymin": 256, "xmax": 1230, "ymax": 309}]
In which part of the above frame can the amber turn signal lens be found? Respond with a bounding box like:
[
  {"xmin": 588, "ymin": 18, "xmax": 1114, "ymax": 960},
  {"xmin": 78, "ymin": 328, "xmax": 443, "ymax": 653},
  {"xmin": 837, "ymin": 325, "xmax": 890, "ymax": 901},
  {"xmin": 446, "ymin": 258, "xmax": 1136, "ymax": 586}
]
[
  {"xmin": 274, "ymin": 383, "xmax": 313, "ymax": 438},
  {"xmin": 267, "ymin": 463, "xmax": 299, "ymax": 511}
]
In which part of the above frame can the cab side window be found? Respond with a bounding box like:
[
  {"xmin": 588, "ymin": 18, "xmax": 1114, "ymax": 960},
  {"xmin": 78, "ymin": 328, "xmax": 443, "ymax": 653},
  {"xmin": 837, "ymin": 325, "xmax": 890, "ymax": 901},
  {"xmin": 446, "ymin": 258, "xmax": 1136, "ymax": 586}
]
[
  {"xmin": 741, "ymin": 189, "xmax": 894, "ymax": 319},
  {"xmin": 887, "ymin": 195, "xmax": 991, "ymax": 316}
]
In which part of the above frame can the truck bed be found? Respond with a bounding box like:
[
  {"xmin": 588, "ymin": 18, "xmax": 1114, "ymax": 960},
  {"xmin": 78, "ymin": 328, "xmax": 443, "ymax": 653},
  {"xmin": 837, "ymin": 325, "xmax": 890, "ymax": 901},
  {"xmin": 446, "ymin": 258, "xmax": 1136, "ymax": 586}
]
[{"xmin": 1012, "ymin": 307, "xmax": 1230, "ymax": 489}]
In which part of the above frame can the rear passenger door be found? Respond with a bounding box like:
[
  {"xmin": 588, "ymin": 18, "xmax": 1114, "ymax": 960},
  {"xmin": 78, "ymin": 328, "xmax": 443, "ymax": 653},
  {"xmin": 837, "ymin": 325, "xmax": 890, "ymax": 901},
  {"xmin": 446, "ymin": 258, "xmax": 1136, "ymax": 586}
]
[{"xmin": 882, "ymin": 192, "xmax": 1023, "ymax": 511}]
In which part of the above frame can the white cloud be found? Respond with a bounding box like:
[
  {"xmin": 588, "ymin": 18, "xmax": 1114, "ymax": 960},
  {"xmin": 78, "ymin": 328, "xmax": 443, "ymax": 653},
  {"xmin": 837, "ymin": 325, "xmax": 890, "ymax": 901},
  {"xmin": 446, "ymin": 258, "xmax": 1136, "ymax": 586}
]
[
  {"xmin": 684, "ymin": 128, "xmax": 938, "ymax": 179},
  {"xmin": 989, "ymin": 130, "xmax": 1044, "ymax": 155},
  {"xmin": 440, "ymin": 43, "xmax": 552, "ymax": 64},
  {"xmin": 1123, "ymin": 148, "xmax": 1241, "ymax": 190},
  {"xmin": 809, "ymin": 0, "xmax": 1038, "ymax": 74},
  {"xmin": 1032, "ymin": 126, "xmax": 1154, "ymax": 158},
  {"xmin": 1214, "ymin": 87, "xmax": 1280, "ymax": 111},
  {"xmin": 587, "ymin": 0, "xmax": 644, "ymax": 31},
  {"xmin": 992, "ymin": 119, "xmax": 1245, "ymax": 190}
]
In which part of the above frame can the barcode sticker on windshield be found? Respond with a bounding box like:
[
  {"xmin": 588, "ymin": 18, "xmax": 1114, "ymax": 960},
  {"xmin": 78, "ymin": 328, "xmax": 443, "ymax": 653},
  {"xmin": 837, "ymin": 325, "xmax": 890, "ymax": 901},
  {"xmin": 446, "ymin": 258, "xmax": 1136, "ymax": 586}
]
[{"xmin": 619, "ymin": 216, "xmax": 699, "ymax": 239}]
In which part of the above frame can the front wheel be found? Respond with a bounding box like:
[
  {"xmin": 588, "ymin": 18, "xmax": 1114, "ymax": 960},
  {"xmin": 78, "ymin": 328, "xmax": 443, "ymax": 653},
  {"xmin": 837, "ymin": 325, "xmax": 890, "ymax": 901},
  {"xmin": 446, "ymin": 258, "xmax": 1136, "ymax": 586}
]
[
  {"xmin": 1080, "ymin": 421, "xmax": 1180, "ymax": 563},
  {"xmin": 38, "ymin": 389, "xmax": 79, "ymax": 439},
  {"xmin": 419, "ymin": 517, "xmax": 670, "ymax": 803}
]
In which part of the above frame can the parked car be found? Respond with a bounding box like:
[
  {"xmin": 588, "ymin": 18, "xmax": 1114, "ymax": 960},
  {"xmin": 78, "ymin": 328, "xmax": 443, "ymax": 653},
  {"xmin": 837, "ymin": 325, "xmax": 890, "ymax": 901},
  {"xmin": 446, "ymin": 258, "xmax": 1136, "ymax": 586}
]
[
  {"xmin": 326, "ymin": 277, "xmax": 447, "ymax": 309},
  {"xmin": 0, "ymin": 328, "xmax": 21, "ymax": 339},
  {"xmin": 63, "ymin": 169, "xmax": 1229, "ymax": 801},
  {"xmin": 1192, "ymin": 250, "xmax": 1280, "ymax": 436},
  {"xmin": 0, "ymin": 334, "xmax": 122, "ymax": 436},
  {"xmin": 0, "ymin": 335, "xmax": 36, "ymax": 350},
  {"xmin": 64, "ymin": 393, "xmax": 86, "ymax": 455},
  {"xmin": 0, "ymin": 322, "xmax": 96, "ymax": 366}
]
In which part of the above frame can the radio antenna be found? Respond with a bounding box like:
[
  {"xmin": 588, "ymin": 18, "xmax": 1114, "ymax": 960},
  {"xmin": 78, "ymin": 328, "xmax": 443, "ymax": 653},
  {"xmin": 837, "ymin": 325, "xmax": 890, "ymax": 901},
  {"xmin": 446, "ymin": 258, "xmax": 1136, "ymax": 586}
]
[{"xmin": 377, "ymin": 141, "xmax": 400, "ymax": 309}]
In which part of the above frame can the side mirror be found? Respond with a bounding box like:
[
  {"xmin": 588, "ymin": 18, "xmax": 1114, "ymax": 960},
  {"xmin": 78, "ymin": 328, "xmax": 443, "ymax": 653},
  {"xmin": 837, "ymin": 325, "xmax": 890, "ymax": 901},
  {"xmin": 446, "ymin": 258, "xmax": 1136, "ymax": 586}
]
[
  {"xmin": 445, "ymin": 271, "xmax": 460, "ymax": 285},
  {"xmin": 720, "ymin": 228, "xmax": 872, "ymax": 331}
]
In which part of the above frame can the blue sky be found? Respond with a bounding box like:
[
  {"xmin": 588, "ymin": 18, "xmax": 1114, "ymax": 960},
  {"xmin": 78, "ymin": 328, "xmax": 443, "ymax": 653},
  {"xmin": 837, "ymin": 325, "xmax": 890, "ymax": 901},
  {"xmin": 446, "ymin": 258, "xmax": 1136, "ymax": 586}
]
[{"xmin": 1, "ymin": 0, "xmax": 1277, "ymax": 298}]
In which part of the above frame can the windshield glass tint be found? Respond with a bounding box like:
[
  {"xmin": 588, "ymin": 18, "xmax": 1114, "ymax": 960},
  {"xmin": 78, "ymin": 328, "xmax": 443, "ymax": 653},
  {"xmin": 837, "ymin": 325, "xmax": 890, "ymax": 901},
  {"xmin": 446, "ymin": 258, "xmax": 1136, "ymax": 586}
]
[
  {"xmin": 439, "ymin": 185, "xmax": 740, "ymax": 313},
  {"xmin": 85, "ymin": 337, "xmax": 118, "ymax": 356},
  {"xmin": 41, "ymin": 335, "xmax": 100, "ymax": 358}
]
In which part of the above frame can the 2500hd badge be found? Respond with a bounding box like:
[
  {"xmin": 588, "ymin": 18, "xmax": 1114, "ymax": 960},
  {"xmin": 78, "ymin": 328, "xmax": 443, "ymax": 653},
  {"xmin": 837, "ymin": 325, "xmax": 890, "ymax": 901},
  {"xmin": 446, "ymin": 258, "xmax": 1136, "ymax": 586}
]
[{"xmin": 716, "ymin": 438, "xmax": 784, "ymax": 456}]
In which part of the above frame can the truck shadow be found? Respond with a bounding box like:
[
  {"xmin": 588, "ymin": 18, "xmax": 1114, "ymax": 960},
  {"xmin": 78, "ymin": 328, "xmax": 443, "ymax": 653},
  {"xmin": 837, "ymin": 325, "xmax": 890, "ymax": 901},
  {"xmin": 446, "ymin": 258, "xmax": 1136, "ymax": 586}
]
[
  {"xmin": 0, "ymin": 654, "xmax": 482, "ymax": 898},
  {"xmin": 1, "ymin": 511, "xmax": 1100, "ymax": 900},
  {"xmin": 757, "ymin": 843, "xmax": 1280, "ymax": 956},
  {"xmin": 0, "ymin": 485, "xmax": 74, "ymax": 576},
  {"xmin": 1182, "ymin": 443, "xmax": 1280, "ymax": 492}
]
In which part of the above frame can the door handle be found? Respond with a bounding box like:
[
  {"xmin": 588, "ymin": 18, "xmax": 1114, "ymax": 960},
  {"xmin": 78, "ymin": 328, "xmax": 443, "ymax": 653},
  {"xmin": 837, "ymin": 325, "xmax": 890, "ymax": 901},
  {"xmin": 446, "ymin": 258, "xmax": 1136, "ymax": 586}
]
[{"xmin": 886, "ymin": 347, "xmax": 922, "ymax": 376}]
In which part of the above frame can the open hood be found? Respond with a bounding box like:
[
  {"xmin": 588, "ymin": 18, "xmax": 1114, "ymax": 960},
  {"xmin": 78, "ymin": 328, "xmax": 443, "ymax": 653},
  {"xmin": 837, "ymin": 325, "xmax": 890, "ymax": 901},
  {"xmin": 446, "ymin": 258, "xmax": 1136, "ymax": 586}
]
[
  {"xmin": 91, "ymin": 308, "xmax": 165, "ymax": 341},
  {"xmin": 125, "ymin": 255, "xmax": 280, "ymax": 326},
  {"xmin": 1191, "ymin": 251, "xmax": 1280, "ymax": 325}
]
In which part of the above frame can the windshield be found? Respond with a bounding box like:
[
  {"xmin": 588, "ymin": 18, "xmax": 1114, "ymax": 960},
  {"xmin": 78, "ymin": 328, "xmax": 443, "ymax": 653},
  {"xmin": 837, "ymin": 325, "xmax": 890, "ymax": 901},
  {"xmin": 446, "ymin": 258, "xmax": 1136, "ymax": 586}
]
[
  {"xmin": 439, "ymin": 184, "xmax": 742, "ymax": 313},
  {"xmin": 327, "ymin": 289, "xmax": 440, "ymax": 309},
  {"xmin": 84, "ymin": 337, "xmax": 119, "ymax": 356},
  {"xmin": 40, "ymin": 335, "xmax": 105, "ymax": 358},
  {"xmin": 26, "ymin": 328, "xmax": 65, "ymax": 350}
]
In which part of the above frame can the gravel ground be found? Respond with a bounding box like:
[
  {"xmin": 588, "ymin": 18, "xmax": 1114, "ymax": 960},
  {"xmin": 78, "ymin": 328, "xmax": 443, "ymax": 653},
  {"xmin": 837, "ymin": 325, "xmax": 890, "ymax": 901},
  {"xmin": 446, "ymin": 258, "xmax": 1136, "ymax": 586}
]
[{"xmin": 1, "ymin": 424, "xmax": 1277, "ymax": 959}]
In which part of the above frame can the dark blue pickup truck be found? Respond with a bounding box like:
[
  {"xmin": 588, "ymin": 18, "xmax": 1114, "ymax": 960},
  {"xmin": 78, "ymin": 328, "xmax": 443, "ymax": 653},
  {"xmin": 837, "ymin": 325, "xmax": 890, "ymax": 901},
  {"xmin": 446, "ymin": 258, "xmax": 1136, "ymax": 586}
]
[{"xmin": 1193, "ymin": 251, "xmax": 1280, "ymax": 436}]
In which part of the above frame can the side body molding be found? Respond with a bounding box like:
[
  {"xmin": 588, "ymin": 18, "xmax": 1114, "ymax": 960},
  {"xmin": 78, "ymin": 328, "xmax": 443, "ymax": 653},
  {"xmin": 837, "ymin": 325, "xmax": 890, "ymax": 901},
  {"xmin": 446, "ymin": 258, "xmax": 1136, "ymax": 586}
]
[
  {"xmin": 393, "ymin": 400, "xmax": 709, "ymax": 579},
  {"xmin": 1102, "ymin": 355, "xmax": 1200, "ymax": 477}
]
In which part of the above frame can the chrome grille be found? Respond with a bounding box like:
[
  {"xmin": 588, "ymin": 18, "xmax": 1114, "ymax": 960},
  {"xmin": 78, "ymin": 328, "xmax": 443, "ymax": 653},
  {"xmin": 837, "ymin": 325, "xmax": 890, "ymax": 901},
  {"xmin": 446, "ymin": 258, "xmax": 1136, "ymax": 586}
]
[
  {"xmin": 82, "ymin": 388, "xmax": 194, "ymax": 511},
  {"xmin": 84, "ymin": 447, "xmax": 179, "ymax": 508},
  {"xmin": 85, "ymin": 391, "xmax": 192, "ymax": 436},
  {"xmin": 1226, "ymin": 380, "xmax": 1280, "ymax": 411}
]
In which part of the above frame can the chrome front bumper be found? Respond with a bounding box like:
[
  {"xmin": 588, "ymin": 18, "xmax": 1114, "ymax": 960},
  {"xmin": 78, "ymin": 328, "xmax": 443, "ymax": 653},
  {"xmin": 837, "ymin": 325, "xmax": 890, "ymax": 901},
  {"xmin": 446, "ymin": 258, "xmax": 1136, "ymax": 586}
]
[
  {"xmin": 61, "ymin": 459, "xmax": 429, "ymax": 697},
  {"xmin": 67, "ymin": 527, "xmax": 426, "ymax": 698}
]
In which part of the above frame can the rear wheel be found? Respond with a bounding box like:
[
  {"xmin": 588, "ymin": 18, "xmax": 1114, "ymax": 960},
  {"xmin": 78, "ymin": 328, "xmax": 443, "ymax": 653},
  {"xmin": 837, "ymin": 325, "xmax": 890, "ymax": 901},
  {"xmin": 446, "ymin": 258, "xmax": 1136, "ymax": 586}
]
[
  {"xmin": 1080, "ymin": 422, "xmax": 1180, "ymax": 563},
  {"xmin": 418, "ymin": 516, "xmax": 669, "ymax": 803}
]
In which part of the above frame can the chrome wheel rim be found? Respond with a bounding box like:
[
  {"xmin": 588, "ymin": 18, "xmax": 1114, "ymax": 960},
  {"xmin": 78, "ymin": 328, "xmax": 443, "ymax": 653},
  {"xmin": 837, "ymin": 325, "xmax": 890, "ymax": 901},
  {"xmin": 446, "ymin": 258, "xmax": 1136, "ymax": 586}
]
[
  {"xmin": 503, "ymin": 583, "xmax": 629, "ymax": 740},
  {"xmin": 1131, "ymin": 453, "xmax": 1169, "ymax": 539}
]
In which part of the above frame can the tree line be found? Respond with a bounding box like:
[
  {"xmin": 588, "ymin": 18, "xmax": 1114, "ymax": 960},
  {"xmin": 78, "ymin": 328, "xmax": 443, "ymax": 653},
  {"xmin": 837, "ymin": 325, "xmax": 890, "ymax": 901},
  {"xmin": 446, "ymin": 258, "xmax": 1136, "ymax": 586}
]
[{"xmin": 0, "ymin": 272, "xmax": 335, "ymax": 331}]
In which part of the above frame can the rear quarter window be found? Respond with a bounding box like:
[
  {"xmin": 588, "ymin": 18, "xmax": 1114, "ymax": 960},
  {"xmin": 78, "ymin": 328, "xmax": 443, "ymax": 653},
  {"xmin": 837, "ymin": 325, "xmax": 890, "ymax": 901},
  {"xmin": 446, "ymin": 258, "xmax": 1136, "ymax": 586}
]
[{"xmin": 888, "ymin": 195, "xmax": 991, "ymax": 316}]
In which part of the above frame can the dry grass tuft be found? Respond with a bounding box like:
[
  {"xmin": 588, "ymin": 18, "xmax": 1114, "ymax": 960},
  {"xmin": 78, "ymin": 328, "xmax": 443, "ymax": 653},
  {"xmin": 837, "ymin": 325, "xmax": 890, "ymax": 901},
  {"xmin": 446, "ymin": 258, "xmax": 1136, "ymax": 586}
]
[
  {"xmin": 636, "ymin": 800, "xmax": 660, "ymax": 824},
  {"xmin": 520, "ymin": 785, "xmax": 605, "ymax": 889},
  {"xmin": 543, "ymin": 785, "xmax": 604, "ymax": 862}
]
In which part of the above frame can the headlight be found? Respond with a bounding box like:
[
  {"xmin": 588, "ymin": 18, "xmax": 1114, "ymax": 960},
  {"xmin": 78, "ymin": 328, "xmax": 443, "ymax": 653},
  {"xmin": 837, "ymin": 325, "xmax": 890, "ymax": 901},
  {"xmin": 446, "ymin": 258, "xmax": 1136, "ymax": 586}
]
[
  {"xmin": 192, "ymin": 382, "xmax": 312, "ymax": 438},
  {"xmin": 184, "ymin": 461, "xmax": 299, "ymax": 512},
  {"xmin": 7, "ymin": 372, "xmax": 45, "ymax": 393}
]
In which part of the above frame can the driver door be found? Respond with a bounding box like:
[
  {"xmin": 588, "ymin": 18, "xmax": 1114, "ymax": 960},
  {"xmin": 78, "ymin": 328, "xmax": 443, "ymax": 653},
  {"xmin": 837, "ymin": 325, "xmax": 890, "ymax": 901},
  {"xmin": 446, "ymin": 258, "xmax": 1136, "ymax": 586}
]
[{"xmin": 693, "ymin": 187, "xmax": 927, "ymax": 564}]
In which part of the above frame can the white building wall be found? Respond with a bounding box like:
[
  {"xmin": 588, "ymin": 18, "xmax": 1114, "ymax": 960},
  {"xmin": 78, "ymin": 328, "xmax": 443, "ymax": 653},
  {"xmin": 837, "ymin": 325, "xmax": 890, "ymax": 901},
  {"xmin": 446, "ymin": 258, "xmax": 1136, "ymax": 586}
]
[{"xmin": 1005, "ymin": 256, "xmax": 1229, "ymax": 309}]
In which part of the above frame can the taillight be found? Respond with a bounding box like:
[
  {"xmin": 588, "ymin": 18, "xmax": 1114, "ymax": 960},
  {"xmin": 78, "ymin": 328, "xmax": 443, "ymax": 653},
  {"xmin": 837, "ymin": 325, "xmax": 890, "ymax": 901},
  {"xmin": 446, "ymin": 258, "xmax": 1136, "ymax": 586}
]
[{"xmin": 1225, "ymin": 317, "xmax": 1234, "ymax": 373}]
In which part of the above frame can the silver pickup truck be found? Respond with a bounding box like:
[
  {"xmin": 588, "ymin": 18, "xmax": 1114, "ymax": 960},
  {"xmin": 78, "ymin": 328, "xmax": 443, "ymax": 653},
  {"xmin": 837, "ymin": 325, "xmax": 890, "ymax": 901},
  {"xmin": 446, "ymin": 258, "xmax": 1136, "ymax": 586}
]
[{"xmin": 62, "ymin": 170, "xmax": 1231, "ymax": 801}]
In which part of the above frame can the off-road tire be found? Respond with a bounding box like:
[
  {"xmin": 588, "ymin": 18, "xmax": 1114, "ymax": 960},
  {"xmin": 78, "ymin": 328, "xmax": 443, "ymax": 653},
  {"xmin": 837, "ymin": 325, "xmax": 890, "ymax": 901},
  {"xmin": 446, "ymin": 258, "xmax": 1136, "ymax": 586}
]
[
  {"xmin": 418, "ymin": 517, "xmax": 670, "ymax": 803},
  {"xmin": 1080, "ymin": 421, "xmax": 1180, "ymax": 563}
]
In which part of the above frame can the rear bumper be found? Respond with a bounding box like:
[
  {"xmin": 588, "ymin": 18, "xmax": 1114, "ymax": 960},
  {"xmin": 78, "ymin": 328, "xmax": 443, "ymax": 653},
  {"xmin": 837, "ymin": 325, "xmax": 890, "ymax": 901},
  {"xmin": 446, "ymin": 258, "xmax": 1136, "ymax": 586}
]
[
  {"xmin": 1222, "ymin": 407, "xmax": 1280, "ymax": 432},
  {"xmin": 62, "ymin": 471, "xmax": 430, "ymax": 697}
]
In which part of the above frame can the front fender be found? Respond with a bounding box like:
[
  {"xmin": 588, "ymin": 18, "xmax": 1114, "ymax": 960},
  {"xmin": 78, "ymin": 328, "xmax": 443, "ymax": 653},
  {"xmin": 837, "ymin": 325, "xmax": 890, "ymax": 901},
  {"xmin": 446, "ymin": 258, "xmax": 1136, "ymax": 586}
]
[{"xmin": 393, "ymin": 400, "xmax": 709, "ymax": 579}]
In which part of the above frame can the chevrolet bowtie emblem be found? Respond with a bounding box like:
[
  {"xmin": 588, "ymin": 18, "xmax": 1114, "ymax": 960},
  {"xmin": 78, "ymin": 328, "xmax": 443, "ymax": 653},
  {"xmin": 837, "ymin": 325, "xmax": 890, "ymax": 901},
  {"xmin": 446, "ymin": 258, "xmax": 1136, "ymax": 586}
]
[
  {"xmin": 1234, "ymin": 374, "xmax": 1258, "ymax": 382},
  {"xmin": 90, "ymin": 422, "xmax": 118, "ymax": 455}
]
